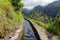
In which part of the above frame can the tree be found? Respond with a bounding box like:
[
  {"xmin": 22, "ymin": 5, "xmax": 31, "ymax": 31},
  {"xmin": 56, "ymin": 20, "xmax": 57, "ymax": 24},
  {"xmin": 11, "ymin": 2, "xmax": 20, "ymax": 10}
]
[
  {"xmin": 11, "ymin": 0, "xmax": 24, "ymax": 11},
  {"xmin": 54, "ymin": 13, "xmax": 60, "ymax": 27},
  {"xmin": 54, "ymin": 5, "xmax": 60, "ymax": 27}
]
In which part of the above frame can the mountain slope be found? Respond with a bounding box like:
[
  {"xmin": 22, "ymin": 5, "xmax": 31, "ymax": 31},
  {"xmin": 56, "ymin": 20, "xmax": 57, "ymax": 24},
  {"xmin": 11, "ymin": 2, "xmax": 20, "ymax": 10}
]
[
  {"xmin": 43, "ymin": 1, "xmax": 60, "ymax": 18},
  {"xmin": 29, "ymin": 5, "xmax": 43, "ymax": 20},
  {"xmin": 22, "ymin": 8, "xmax": 32, "ymax": 17}
]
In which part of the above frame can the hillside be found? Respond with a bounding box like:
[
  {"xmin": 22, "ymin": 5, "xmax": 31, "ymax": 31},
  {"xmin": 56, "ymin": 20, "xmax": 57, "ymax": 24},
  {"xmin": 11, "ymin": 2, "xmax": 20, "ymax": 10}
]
[
  {"xmin": 43, "ymin": 1, "xmax": 60, "ymax": 18},
  {"xmin": 0, "ymin": 0, "xmax": 23, "ymax": 38}
]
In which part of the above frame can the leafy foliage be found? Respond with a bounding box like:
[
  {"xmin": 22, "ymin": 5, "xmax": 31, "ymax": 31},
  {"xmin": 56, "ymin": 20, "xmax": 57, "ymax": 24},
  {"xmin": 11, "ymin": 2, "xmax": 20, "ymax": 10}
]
[{"xmin": 11, "ymin": 0, "xmax": 24, "ymax": 10}]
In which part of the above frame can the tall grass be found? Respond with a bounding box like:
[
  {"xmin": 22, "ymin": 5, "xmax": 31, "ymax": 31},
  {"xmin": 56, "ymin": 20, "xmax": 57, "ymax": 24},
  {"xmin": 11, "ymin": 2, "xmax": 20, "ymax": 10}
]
[{"xmin": 0, "ymin": 0, "xmax": 23, "ymax": 38}]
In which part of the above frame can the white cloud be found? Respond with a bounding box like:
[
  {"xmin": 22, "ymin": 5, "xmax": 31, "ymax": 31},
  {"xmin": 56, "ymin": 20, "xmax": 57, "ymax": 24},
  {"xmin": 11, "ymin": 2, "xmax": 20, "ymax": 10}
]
[
  {"xmin": 40, "ymin": 0, "xmax": 58, "ymax": 5},
  {"xmin": 23, "ymin": 6, "xmax": 35, "ymax": 9},
  {"xmin": 22, "ymin": 0, "xmax": 58, "ymax": 9}
]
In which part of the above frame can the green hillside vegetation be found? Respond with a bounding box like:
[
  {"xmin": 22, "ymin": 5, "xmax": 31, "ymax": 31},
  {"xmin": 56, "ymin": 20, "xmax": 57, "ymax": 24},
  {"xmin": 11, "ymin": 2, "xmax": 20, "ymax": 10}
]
[
  {"xmin": 0, "ymin": 0, "xmax": 23, "ymax": 38},
  {"xmin": 32, "ymin": 11, "xmax": 60, "ymax": 36}
]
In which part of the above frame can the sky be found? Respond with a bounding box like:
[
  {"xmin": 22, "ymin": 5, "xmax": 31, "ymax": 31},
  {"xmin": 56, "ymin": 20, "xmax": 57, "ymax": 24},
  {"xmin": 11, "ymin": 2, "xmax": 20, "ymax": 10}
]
[{"xmin": 22, "ymin": 0, "xmax": 58, "ymax": 9}]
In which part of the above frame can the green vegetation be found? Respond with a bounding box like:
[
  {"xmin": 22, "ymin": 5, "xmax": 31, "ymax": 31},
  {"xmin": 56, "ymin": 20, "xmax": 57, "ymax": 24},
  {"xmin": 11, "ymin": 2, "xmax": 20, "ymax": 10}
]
[
  {"xmin": 0, "ymin": 0, "xmax": 23, "ymax": 38},
  {"xmin": 11, "ymin": 0, "xmax": 24, "ymax": 10},
  {"xmin": 32, "ymin": 20, "xmax": 46, "ymax": 27},
  {"xmin": 31, "ymin": 13, "xmax": 60, "ymax": 36}
]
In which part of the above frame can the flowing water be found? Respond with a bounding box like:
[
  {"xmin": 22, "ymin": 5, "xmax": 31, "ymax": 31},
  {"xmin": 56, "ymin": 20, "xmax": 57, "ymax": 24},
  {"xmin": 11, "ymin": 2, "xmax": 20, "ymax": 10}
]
[{"xmin": 23, "ymin": 20, "xmax": 37, "ymax": 40}]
